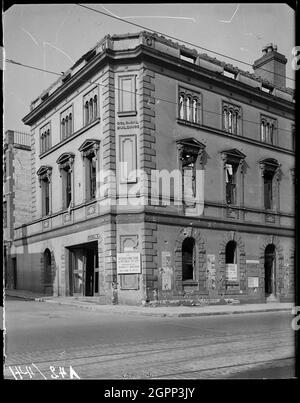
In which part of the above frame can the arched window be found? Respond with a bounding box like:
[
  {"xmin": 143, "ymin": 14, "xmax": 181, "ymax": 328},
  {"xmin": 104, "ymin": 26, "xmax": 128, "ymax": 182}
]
[
  {"xmin": 225, "ymin": 240, "xmax": 237, "ymax": 264},
  {"xmin": 182, "ymin": 237, "xmax": 195, "ymax": 281},
  {"xmin": 223, "ymin": 108, "xmax": 228, "ymax": 131},
  {"xmin": 85, "ymin": 101, "xmax": 89, "ymax": 125},
  {"xmin": 44, "ymin": 249, "xmax": 53, "ymax": 296},
  {"xmin": 179, "ymin": 94, "xmax": 184, "ymax": 120},
  {"xmin": 186, "ymin": 96, "xmax": 192, "ymax": 121},
  {"xmin": 61, "ymin": 118, "xmax": 65, "ymax": 140},
  {"xmin": 261, "ymin": 121, "xmax": 266, "ymax": 142},
  {"xmin": 65, "ymin": 116, "xmax": 69, "ymax": 138},
  {"xmin": 228, "ymin": 110, "xmax": 233, "ymax": 133},
  {"xmin": 69, "ymin": 113, "xmax": 72, "ymax": 136},
  {"xmin": 192, "ymin": 98, "xmax": 198, "ymax": 123},
  {"xmin": 93, "ymin": 95, "xmax": 98, "ymax": 119},
  {"xmin": 232, "ymin": 111, "xmax": 237, "ymax": 134},
  {"xmin": 89, "ymin": 98, "xmax": 93, "ymax": 123}
]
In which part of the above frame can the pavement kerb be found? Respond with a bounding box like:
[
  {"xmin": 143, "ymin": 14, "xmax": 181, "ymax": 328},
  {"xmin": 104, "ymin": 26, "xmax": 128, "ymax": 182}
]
[{"xmin": 37, "ymin": 298, "xmax": 292, "ymax": 318}]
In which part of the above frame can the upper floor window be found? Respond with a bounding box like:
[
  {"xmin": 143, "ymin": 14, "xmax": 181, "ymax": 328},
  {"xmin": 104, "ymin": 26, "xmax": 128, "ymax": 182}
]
[
  {"xmin": 178, "ymin": 87, "xmax": 201, "ymax": 125},
  {"xmin": 56, "ymin": 153, "xmax": 74, "ymax": 210},
  {"xmin": 61, "ymin": 106, "xmax": 73, "ymax": 140},
  {"xmin": 79, "ymin": 139, "xmax": 100, "ymax": 201},
  {"xmin": 177, "ymin": 138, "xmax": 205, "ymax": 212},
  {"xmin": 40, "ymin": 123, "xmax": 51, "ymax": 154},
  {"xmin": 259, "ymin": 158, "xmax": 281, "ymax": 211},
  {"xmin": 221, "ymin": 149, "xmax": 246, "ymax": 207},
  {"xmin": 118, "ymin": 75, "xmax": 137, "ymax": 116},
  {"xmin": 83, "ymin": 87, "xmax": 99, "ymax": 126},
  {"xmin": 225, "ymin": 163, "xmax": 238, "ymax": 205},
  {"xmin": 37, "ymin": 166, "xmax": 52, "ymax": 216},
  {"xmin": 260, "ymin": 115, "xmax": 277, "ymax": 145},
  {"xmin": 222, "ymin": 102, "xmax": 242, "ymax": 135}
]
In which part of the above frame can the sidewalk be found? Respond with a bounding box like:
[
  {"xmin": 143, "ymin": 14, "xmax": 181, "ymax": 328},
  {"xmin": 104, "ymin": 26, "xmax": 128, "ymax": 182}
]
[{"xmin": 5, "ymin": 289, "xmax": 294, "ymax": 318}]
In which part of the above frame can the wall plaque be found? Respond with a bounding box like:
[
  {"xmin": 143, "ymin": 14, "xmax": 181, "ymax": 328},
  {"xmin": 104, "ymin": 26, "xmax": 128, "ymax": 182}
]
[
  {"xmin": 117, "ymin": 252, "xmax": 141, "ymax": 274},
  {"xmin": 226, "ymin": 264, "xmax": 238, "ymax": 282},
  {"xmin": 248, "ymin": 277, "xmax": 259, "ymax": 288}
]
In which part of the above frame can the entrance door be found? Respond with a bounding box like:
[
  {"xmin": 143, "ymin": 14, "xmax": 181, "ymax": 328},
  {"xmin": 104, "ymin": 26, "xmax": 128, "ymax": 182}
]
[
  {"xmin": 71, "ymin": 249, "xmax": 84, "ymax": 296},
  {"xmin": 69, "ymin": 242, "xmax": 98, "ymax": 296},
  {"xmin": 264, "ymin": 244, "xmax": 276, "ymax": 296}
]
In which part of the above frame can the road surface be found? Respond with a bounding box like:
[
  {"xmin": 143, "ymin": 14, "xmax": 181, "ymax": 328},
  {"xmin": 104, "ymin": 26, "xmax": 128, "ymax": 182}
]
[{"xmin": 4, "ymin": 297, "xmax": 295, "ymax": 380}]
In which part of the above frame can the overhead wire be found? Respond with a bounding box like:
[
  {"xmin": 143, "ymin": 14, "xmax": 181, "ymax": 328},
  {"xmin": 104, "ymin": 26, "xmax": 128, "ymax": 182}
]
[{"xmin": 76, "ymin": 3, "xmax": 295, "ymax": 83}]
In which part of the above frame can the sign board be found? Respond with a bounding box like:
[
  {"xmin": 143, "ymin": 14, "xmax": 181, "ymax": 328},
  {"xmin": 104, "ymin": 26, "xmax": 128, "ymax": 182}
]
[
  {"xmin": 226, "ymin": 264, "xmax": 238, "ymax": 282},
  {"xmin": 248, "ymin": 277, "xmax": 259, "ymax": 288},
  {"xmin": 161, "ymin": 251, "xmax": 171, "ymax": 268},
  {"xmin": 117, "ymin": 252, "xmax": 141, "ymax": 274}
]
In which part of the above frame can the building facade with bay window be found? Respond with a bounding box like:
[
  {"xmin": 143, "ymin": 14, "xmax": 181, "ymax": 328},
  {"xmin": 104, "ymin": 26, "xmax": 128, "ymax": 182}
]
[{"xmin": 12, "ymin": 33, "xmax": 295, "ymax": 304}]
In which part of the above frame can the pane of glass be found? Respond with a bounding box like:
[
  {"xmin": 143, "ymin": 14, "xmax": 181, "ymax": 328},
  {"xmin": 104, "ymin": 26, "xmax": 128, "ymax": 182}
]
[{"xmin": 121, "ymin": 78, "xmax": 133, "ymax": 112}]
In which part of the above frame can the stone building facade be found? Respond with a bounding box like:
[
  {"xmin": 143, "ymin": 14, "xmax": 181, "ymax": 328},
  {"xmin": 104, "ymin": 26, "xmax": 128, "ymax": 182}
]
[
  {"xmin": 3, "ymin": 130, "xmax": 32, "ymax": 289},
  {"xmin": 12, "ymin": 32, "xmax": 295, "ymax": 304}
]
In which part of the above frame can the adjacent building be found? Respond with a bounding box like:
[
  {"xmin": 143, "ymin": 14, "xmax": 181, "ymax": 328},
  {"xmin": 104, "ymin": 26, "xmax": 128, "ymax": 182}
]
[
  {"xmin": 12, "ymin": 32, "xmax": 295, "ymax": 304},
  {"xmin": 3, "ymin": 130, "xmax": 32, "ymax": 289}
]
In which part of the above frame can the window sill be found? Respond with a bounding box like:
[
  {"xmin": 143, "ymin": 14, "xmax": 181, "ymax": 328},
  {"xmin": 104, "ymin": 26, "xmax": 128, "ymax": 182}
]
[
  {"xmin": 177, "ymin": 118, "xmax": 201, "ymax": 129},
  {"xmin": 182, "ymin": 280, "xmax": 198, "ymax": 286},
  {"xmin": 117, "ymin": 111, "xmax": 137, "ymax": 117}
]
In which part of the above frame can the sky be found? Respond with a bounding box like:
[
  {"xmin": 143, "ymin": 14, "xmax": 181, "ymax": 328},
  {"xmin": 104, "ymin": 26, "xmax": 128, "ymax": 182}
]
[{"xmin": 3, "ymin": 3, "xmax": 295, "ymax": 133}]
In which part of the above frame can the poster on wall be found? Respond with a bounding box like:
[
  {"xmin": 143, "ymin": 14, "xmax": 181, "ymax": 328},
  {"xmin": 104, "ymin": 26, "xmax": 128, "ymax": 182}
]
[
  {"xmin": 161, "ymin": 251, "xmax": 172, "ymax": 290},
  {"xmin": 206, "ymin": 254, "xmax": 216, "ymax": 289},
  {"xmin": 226, "ymin": 263, "xmax": 238, "ymax": 282},
  {"xmin": 117, "ymin": 252, "xmax": 141, "ymax": 274},
  {"xmin": 248, "ymin": 277, "xmax": 259, "ymax": 288},
  {"xmin": 161, "ymin": 267, "xmax": 172, "ymax": 290}
]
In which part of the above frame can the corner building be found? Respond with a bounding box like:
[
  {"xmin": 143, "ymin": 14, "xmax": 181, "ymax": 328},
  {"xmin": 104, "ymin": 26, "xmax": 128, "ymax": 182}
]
[{"xmin": 14, "ymin": 33, "xmax": 295, "ymax": 304}]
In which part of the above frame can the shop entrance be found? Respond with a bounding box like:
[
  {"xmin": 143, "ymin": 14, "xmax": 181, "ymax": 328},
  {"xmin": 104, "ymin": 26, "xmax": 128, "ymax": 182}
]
[
  {"xmin": 264, "ymin": 244, "xmax": 276, "ymax": 297},
  {"xmin": 68, "ymin": 241, "xmax": 99, "ymax": 296}
]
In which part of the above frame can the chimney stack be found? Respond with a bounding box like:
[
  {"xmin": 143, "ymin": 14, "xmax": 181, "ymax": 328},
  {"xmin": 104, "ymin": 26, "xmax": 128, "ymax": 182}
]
[{"xmin": 253, "ymin": 43, "xmax": 287, "ymax": 88}]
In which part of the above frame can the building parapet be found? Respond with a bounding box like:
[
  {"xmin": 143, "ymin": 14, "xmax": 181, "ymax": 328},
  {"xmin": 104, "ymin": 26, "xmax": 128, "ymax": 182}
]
[{"xmin": 27, "ymin": 31, "xmax": 294, "ymax": 115}]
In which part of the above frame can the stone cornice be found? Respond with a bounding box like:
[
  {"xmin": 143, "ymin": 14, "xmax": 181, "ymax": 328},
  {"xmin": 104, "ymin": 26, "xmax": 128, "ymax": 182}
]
[{"xmin": 23, "ymin": 43, "xmax": 295, "ymax": 126}]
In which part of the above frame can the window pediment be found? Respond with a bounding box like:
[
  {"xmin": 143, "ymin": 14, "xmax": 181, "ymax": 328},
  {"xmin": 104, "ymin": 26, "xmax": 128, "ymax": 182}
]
[
  {"xmin": 37, "ymin": 165, "xmax": 52, "ymax": 176},
  {"xmin": 259, "ymin": 158, "xmax": 279, "ymax": 168},
  {"xmin": 56, "ymin": 152, "xmax": 75, "ymax": 170},
  {"xmin": 176, "ymin": 138, "xmax": 205, "ymax": 149},
  {"xmin": 221, "ymin": 148, "xmax": 246, "ymax": 161},
  {"xmin": 78, "ymin": 139, "xmax": 100, "ymax": 157}
]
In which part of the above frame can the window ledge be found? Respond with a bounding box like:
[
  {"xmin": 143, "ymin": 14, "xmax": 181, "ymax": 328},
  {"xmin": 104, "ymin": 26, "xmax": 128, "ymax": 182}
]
[
  {"xmin": 117, "ymin": 111, "xmax": 137, "ymax": 117},
  {"xmin": 183, "ymin": 280, "xmax": 198, "ymax": 286},
  {"xmin": 177, "ymin": 118, "xmax": 201, "ymax": 129}
]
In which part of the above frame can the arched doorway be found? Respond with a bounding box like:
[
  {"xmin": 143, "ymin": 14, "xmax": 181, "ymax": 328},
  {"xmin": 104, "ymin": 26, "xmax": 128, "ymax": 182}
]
[
  {"xmin": 44, "ymin": 249, "xmax": 53, "ymax": 295},
  {"xmin": 182, "ymin": 237, "xmax": 195, "ymax": 281},
  {"xmin": 264, "ymin": 244, "xmax": 275, "ymax": 297}
]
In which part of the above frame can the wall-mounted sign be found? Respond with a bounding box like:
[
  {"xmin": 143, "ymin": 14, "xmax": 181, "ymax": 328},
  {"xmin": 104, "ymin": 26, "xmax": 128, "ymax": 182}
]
[
  {"xmin": 248, "ymin": 276, "xmax": 259, "ymax": 288},
  {"xmin": 117, "ymin": 252, "xmax": 141, "ymax": 274},
  {"xmin": 161, "ymin": 251, "xmax": 171, "ymax": 268},
  {"xmin": 226, "ymin": 264, "xmax": 238, "ymax": 282},
  {"xmin": 116, "ymin": 120, "xmax": 139, "ymax": 131},
  {"xmin": 88, "ymin": 234, "xmax": 101, "ymax": 241}
]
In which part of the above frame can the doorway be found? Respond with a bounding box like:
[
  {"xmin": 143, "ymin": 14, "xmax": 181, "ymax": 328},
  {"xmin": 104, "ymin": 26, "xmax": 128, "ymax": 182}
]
[
  {"xmin": 68, "ymin": 241, "xmax": 98, "ymax": 296},
  {"xmin": 264, "ymin": 244, "xmax": 276, "ymax": 296},
  {"xmin": 182, "ymin": 237, "xmax": 195, "ymax": 281}
]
